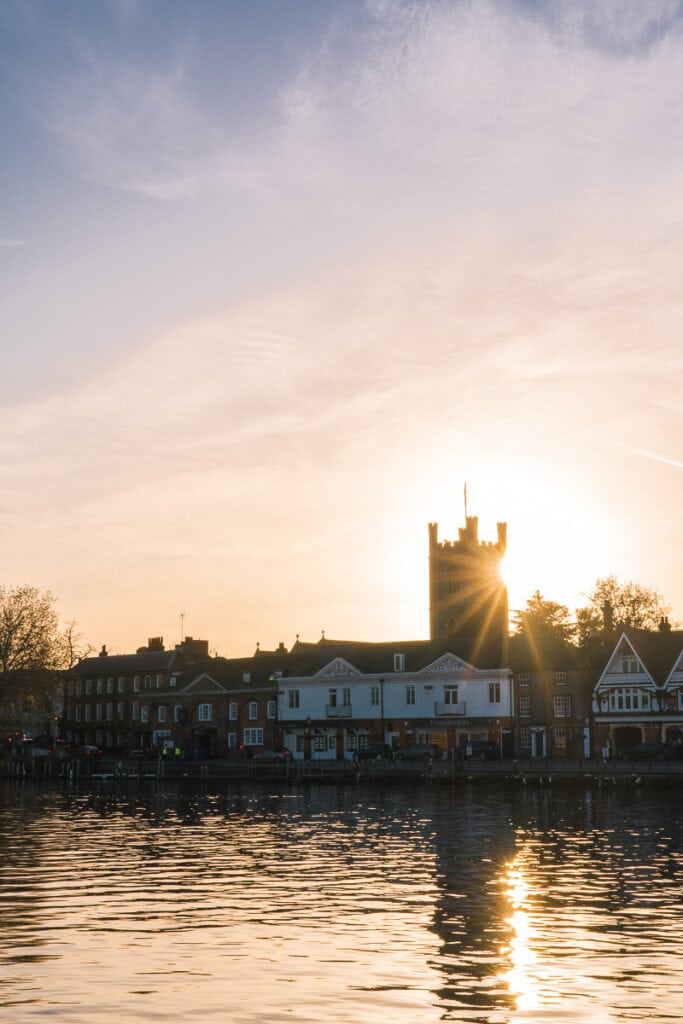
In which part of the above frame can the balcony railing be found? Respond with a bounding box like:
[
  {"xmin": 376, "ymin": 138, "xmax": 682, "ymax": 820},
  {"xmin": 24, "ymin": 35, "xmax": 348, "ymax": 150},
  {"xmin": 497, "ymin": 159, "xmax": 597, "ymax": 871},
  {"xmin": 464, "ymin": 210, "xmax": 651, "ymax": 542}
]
[
  {"xmin": 434, "ymin": 701, "xmax": 467, "ymax": 716},
  {"xmin": 325, "ymin": 704, "xmax": 353, "ymax": 718}
]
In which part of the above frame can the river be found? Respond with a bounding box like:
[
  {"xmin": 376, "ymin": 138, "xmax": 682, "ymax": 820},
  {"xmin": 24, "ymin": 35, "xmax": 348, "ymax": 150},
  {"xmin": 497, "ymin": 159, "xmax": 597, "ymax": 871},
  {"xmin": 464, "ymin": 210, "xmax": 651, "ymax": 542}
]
[{"xmin": 1, "ymin": 778, "xmax": 682, "ymax": 1023}]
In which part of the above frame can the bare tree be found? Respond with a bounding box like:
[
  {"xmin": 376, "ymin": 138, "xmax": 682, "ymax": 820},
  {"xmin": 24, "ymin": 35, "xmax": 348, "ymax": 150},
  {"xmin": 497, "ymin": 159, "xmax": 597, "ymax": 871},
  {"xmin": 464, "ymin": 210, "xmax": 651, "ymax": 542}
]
[
  {"xmin": 58, "ymin": 620, "xmax": 93, "ymax": 671},
  {"xmin": 0, "ymin": 584, "xmax": 78, "ymax": 722}
]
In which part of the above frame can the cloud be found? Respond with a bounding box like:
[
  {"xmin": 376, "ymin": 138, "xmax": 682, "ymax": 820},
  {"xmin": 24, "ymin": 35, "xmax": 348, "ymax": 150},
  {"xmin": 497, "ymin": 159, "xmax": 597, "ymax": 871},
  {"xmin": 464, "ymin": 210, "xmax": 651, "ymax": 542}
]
[
  {"xmin": 619, "ymin": 443, "xmax": 683, "ymax": 470},
  {"xmin": 0, "ymin": 237, "xmax": 29, "ymax": 247},
  {"xmin": 18, "ymin": 0, "xmax": 678, "ymax": 207}
]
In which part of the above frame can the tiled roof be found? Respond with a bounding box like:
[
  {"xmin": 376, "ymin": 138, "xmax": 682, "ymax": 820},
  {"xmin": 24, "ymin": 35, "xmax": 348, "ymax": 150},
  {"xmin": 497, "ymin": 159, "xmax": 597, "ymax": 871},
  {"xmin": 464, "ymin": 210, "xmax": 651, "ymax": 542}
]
[{"xmin": 72, "ymin": 650, "xmax": 178, "ymax": 674}]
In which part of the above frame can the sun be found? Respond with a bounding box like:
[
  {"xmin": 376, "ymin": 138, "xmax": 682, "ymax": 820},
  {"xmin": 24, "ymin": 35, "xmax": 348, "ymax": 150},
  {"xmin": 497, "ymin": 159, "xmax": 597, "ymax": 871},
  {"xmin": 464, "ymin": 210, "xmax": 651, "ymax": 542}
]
[{"xmin": 468, "ymin": 469, "xmax": 616, "ymax": 620}]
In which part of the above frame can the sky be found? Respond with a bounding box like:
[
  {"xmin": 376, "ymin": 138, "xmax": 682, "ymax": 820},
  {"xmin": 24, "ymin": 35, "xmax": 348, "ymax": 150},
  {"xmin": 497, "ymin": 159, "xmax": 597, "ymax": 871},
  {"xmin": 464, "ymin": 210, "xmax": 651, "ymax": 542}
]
[{"xmin": 1, "ymin": 0, "xmax": 682, "ymax": 657}]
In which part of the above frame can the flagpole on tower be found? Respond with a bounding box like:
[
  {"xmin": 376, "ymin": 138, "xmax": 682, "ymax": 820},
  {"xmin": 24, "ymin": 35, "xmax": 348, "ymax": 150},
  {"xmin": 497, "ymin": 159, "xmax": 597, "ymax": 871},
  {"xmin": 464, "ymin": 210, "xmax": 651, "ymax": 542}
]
[{"xmin": 464, "ymin": 482, "xmax": 468, "ymax": 520}]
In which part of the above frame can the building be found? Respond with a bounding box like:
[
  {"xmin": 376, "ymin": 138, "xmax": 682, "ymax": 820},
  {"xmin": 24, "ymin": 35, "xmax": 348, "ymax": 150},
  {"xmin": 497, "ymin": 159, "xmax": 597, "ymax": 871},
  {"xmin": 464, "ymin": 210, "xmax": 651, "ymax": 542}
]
[
  {"xmin": 429, "ymin": 514, "xmax": 508, "ymax": 642},
  {"xmin": 592, "ymin": 621, "xmax": 683, "ymax": 757},
  {"xmin": 273, "ymin": 636, "xmax": 513, "ymax": 760},
  {"xmin": 509, "ymin": 636, "xmax": 594, "ymax": 759}
]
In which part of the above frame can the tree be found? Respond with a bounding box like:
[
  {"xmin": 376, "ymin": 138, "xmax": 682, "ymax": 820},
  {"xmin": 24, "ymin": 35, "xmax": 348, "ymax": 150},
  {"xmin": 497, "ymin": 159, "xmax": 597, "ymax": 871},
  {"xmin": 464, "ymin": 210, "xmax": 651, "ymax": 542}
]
[
  {"xmin": 512, "ymin": 590, "xmax": 575, "ymax": 645},
  {"xmin": 0, "ymin": 584, "xmax": 88, "ymax": 725},
  {"xmin": 576, "ymin": 575, "xmax": 672, "ymax": 645}
]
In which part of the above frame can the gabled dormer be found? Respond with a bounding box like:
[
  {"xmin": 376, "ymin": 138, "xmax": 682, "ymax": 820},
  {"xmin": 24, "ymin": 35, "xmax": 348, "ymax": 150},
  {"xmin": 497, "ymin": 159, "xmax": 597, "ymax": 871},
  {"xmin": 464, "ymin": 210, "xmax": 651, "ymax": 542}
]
[
  {"xmin": 180, "ymin": 672, "xmax": 231, "ymax": 695},
  {"xmin": 419, "ymin": 652, "xmax": 475, "ymax": 678},
  {"xmin": 599, "ymin": 633, "xmax": 653, "ymax": 685},
  {"xmin": 593, "ymin": 633, "xmax": 657, "ymax": 713},
  {"xmin": 313, "ymin": 658, "xmax": 363, "ymax": 679},
  {"xmin": 665, "ymin": 648, "xmax": 683, "ymax": 689}
]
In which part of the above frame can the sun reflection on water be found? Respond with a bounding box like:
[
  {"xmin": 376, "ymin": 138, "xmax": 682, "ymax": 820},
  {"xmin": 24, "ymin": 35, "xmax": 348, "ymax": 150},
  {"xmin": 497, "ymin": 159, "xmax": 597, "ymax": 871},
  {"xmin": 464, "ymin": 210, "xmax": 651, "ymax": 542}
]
[{"xmin": 499, "ymin": 862, "xmax": 540, "ymax": 1012}]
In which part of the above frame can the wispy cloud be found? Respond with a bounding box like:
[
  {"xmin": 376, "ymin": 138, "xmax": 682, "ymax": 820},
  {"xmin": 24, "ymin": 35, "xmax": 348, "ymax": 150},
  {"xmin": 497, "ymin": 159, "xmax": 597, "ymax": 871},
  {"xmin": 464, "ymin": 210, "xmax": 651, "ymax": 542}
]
[
  {"xmin": 0, "ymin": 237, "xmax": 29, "ymax": 247},
  {"xmin": 619, "ymin": 443, "xmax": 683, "ymax": 470}
]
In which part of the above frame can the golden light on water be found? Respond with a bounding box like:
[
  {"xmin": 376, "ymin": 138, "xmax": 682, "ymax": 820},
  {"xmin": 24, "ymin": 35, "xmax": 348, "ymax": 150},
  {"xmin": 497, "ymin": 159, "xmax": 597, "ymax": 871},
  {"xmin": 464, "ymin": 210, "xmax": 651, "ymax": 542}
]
[{"xmin": 499, "ymin": 862, "xmax": 540, "ymax": 1012}]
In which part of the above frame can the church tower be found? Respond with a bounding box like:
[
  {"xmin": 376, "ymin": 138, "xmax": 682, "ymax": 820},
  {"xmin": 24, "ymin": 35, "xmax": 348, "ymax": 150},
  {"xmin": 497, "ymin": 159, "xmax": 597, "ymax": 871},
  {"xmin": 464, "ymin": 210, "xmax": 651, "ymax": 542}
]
[{"xmin": 428, "ymin": 514, "xmax": 508, "ymax": 642}]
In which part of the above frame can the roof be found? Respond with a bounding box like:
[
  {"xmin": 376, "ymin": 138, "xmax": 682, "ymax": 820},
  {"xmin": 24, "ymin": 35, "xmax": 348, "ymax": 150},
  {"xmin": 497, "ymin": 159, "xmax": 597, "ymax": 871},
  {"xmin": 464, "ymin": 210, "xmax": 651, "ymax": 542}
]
[
  {"xmin": 72, "ymin": 650, "xmax": 178, "ymax": 674},
  {"xmin": 618, "ymin": 628, "xmax": 683, "ymax": 685}
]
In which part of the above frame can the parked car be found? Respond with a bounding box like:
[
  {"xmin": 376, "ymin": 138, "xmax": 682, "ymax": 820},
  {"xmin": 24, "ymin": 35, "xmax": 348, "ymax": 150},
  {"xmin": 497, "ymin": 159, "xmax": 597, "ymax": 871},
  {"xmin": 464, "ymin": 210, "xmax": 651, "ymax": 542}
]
[
  {"xmin": 460, "ymin": 740, "xmax": 499, "ymax": 761},
  {"xmin": 77, "ymin": 745, "xmax": 103, "ymax": 757},
  {"xmin": 352, "ymin": 743, "xmax": 393, "ymax": 763},
  {"xmin": 14, "ymin": 738, "xmax": 52, "ymax": 757},
  {"xmin": 252, "ymin": 747, "xmax": 293, "ymax": 763},
  {"xmin": 620, "ymin": 742, "xmax": 675, "ymax": 762},
  {"xmin": 395, "ymin": 743, "xmax": 443, "ymax": 762}
]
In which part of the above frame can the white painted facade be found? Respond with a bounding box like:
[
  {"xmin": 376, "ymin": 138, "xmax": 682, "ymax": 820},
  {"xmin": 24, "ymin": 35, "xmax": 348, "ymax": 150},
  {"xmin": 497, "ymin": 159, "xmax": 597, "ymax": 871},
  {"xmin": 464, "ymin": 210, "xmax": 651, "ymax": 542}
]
[{"xmin": 277, "ymin": 652, "xmax": 513, "ymax": 760}]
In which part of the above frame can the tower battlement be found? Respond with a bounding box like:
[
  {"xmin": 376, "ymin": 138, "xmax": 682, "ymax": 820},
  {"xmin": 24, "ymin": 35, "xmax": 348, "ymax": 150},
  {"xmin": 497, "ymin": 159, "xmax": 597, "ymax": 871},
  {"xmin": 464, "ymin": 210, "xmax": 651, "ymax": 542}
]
[{"xmin": 429, "ymin": 515, "xmax": 508, "ymax": 642}]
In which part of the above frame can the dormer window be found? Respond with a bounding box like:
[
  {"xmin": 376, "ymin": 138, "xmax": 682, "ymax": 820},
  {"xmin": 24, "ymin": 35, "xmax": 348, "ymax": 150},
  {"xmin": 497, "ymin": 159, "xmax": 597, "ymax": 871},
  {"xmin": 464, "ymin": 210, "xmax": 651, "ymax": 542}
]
[
  {"xmin": 622, "ymin": 654, "xmax": 639, "ymax": 674},
  {"xmin": 394, "ymin": 653, "xmax": 405, "ymax": 672}
]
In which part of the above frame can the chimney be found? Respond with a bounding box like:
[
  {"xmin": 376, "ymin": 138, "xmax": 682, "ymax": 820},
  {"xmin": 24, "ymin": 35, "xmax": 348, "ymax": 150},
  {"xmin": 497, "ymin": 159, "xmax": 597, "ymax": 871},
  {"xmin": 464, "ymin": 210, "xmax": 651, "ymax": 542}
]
[{"xmin": 602, "ymin": 602, "xmax": 614, "ymax": 636}]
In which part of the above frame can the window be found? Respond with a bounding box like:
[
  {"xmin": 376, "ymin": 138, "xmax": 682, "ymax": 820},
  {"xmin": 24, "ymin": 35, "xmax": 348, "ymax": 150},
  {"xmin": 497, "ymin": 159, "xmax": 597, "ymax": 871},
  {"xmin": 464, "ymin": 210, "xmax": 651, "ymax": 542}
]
[
  {"xmin": 158, "ymin": 705, "xmax": 167, "ymax": 723},
  {"xmin": 85, "ymin": 680, "xmax": 92, "ymax": 695},
  {"xmin": 553, "ymin": 695, "xmax": 572, "ymax": 718},
  {"xmin": 118, "ymin": 677, "xmax": 125, "ymax": 693},
  {"xmin": 132, "ymin": 701, "xmax": 140, "ymax": 721},
  {"xmin": 144, "ymin": 675, "xmax": 152, "ymax": 690},
  {"xmin": 133, "ymin": 676, "xmax": 141, "ymax": 692},
  {"xmin": 96, "ymin": 679, "xmax": 103, "ymax": 694},
  {"xmin": 295, "ymin": 735, "xmax": 305, "ymax": 753},
  {"xmin": 370, "ymin": 685, "xmax": 379, "ymax": 707},
  {"xmin": 174, "ymin": 705, "xmax": 183, "ymax": 723},
  {"xmin": 328, "ymin": 688, "xmax": 338, "ymax": 707},
  {"xmin": 106, "ymin": 703, "xmax": 113, "ymax": 721},
  {"xmin": 288, "ymin": 689, "xmax": 300, "ymax": 710},
  {"xmin": 622, "ymin": 653, "xmax": 640, "ymax": 674},
  {"xmin": 519, "ymin": 696, "xmax": 530, "ymax": 718},
  {"xmin": 141, "ymin": 706, "xmax": 149, "ymax": 724},
  {"xmin": 267, "ymin": 700, "xmax": 276, "ymax": 720},
  {"xmin": 243, "ymin": 727, "xmax": 263, "ymax": 745},
  {"xmin": 248, "ymin": 701, "xmax": 258, "ymax": 721},
  {"xmin": 242, "ymin": 672, "xmax": 251, "ymax": 683},
  {"xmin": 518, "ymin": 673, "xmax": 530, "ymax": 687},
  {"xmin": 76, "ymin": 680, "xmax": 83, "ymax": 696},
  {"xmin": 342, "ymin": 687, "xmax": 351, "ymax": 706},
  {"xmin": 107, "ymin": 678, "xmax": 114, "ymax": 693},
  {"xmin": 84, "ymin": 704, "xmax": 92, "ymax": 721},
  {"xmin": 444, "ymin": 685, "xmax": 459, "ymax": 705},
  {"xmin": 346, "ymin": 733, "xmax": 358, "ymax": 752},
  {"xmin": 198, "ymin": 703, "xmax": 212, "ymax": 722},
  {"xmin": 609, "ymin": 688, "xmax": 650, "ymax": 712},
  {"xmin": 405, "ymin": 684, "xmax": 416, "ymax": 706},
  {"xmin": 313, "ymin": 735, "xmax": 326, "ymax": 752},
  {"xmin": 229, "ymin": 702, "xmax": 238, "ymax": 720},
  {"xmin": 394, "ymin": 653, "xmax": 405, "ymax": 672},
  {"xmin": 156, "ymin": 674, "xmax": 164, "ymax": 688},
  {"xmin": 555, "ymin": 671, "xmax": 567, "ymax": 687},
  {"xmin": 170, "ymin": 675, "xmax": 178, "ymax": 688},
  {"xmin": 227, "ymin": 732, "xmax": 237, "ymax": 748},
  {"xmin": 554, "ymin": 727, "xmax": 568, "ymax": 749},
  {"xmin": 488, "ymin": 682, "xmax": 501, "ymax": 704},
  {"xmin": 117, "ymin": 702, "xmax": 124, "ymax": 718},
  {"xmin": 75, "ymin": 705, "xmax": 82, "ymax": 722},
  {"xmin": 519, "ymin": 727, "xmax": 531, "ymax": 749}
]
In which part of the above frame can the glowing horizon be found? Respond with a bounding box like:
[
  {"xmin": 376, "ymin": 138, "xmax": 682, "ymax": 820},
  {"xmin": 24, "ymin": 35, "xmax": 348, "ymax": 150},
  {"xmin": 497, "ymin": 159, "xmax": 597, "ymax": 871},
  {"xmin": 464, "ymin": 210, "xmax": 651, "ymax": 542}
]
[{"xmin": 1, "ymin": 2, "xmax": 681, "ymax": 658}]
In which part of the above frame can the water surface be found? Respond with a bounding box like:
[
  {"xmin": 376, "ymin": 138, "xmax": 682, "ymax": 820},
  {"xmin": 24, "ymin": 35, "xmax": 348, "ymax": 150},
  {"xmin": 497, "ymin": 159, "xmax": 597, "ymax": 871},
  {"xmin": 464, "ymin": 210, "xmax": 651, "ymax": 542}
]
[{"xmin": 1, "ymin": 779, "xmax": 682, "ymax": 1023}]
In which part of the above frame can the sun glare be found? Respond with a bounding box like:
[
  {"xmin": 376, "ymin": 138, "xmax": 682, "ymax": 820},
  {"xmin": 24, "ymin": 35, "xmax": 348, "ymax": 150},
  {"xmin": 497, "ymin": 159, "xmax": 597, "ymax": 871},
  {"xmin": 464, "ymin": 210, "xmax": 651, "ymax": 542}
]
[
  {"xmin": 469, "ymin": 468, "xmax": 614, "ymax": 619},
  {"xmin": 499, "ymin": 862, "xmax": 539, "ymax": 1011}
]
